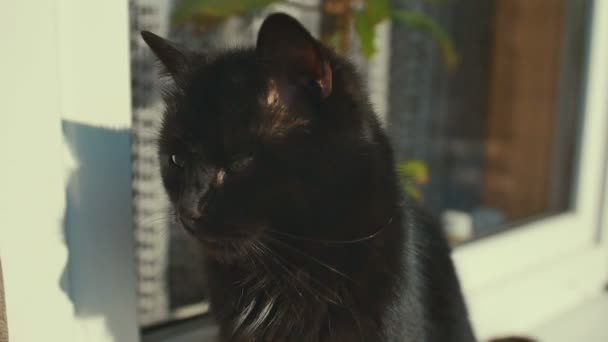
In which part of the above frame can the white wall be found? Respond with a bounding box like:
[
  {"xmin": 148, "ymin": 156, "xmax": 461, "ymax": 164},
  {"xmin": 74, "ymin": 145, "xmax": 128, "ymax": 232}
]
[
  {"xmin": 0, "ymin": 2, "xmax": 76, "ymax": 341},
  {"xmin": 0, "ymin": 2, "xmax": 139, "ymax": 341}
]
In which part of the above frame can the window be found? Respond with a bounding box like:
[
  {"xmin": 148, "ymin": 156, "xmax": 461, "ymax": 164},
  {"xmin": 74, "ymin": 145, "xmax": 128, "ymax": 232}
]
[{"xmin": 387, "ymin": 0, "xmax": 590, "ymax": 245}]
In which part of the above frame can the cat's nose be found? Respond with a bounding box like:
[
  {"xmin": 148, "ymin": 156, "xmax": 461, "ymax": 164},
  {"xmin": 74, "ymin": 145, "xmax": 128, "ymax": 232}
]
[
  {"xmin": 179, "ymin": 208, "xmax": 201, "ymax": 229},
  {"xmin": 178, "ymin": 191, "xmax": 211, "ymax": 227},
  {"xmin": 178, "ymin": 202, "xmax": 205, "ymax": 227}
]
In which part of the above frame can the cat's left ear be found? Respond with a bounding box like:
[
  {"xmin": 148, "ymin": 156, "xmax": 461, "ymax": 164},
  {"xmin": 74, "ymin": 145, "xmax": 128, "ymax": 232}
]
[
  {"xmin": 256, "ymin": 13, "xmax": 332, "ymax": 100},
  {"xmin": 141, "ymin": 31, "xmax": 192, "ymax": 83}
]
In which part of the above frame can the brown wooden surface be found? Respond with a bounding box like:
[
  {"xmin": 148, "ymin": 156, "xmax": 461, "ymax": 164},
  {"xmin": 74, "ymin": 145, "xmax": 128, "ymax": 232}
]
[
  {"xmin": 483, "ymin": 0, "xmax": 565, "ymax": 219},
  {"xmin": 320, "ymin": 0, "xmax": 353, "ymax": 54}
]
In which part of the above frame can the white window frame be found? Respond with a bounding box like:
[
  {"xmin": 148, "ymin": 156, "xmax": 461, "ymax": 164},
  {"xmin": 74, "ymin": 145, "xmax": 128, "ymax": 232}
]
[
  {"xmin": 453, "ymin": 0, "xmax": 608, "ymax": 338},
  {"xmin": 1, "ymin": 1, "xmax": 607, "ymax": 342}
]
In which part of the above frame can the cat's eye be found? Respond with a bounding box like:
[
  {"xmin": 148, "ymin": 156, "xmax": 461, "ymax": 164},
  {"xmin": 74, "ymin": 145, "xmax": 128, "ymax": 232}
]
[
  {"xmin": 230, "ymin": 155, "xmax": 254, "ymax": 172},
  {"xmin": 169, "ymin": 154, "xmax": 185, "ymax": 168}
]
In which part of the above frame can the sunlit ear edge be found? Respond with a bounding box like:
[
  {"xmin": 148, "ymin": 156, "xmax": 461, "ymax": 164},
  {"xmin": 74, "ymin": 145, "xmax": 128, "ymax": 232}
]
[{"xmin": 256, "ymin": 13, "xmax": 333, "ymax": 100}]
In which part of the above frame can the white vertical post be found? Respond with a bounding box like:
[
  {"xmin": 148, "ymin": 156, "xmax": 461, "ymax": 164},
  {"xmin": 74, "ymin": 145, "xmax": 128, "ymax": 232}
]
[
  {"xmin": 368, "ymin": 21, "xmax": 392, "ymax": 125},
  {"xmin": 0, "ymin": 2, "xmax": 77, "ymax": 342},
  {"xmin": 58, "ymin": 1, "xmax": 139, "ymax": 341}
]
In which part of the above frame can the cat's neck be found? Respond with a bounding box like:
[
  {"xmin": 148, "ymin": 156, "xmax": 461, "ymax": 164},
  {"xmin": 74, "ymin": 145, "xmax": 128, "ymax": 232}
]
[{"xmin": 205, "ymin": 212, "xmax": 405, "ymax": 341}]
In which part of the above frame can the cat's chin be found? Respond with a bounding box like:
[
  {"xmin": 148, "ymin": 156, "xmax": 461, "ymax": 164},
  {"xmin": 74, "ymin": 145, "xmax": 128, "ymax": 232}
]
[
  {"xmin": 189, "ymin": 231, "xmax": 258, "ymax": 262},
  {"xmin": 180, "ymin": 220, "xmax": 267, "ymax": 261},
  {"xmin": 198, "ymin": 239, "xmax": 254, "ymax": 264}
]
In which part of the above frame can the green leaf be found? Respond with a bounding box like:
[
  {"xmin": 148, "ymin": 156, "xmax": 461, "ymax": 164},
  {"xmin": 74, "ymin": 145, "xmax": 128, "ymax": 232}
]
[
  {"xmin": 392, "ymin": 10, "xmax": 459, "ymax": 70},
  {"xmin": 397, "ymin": 160, "xmax": 429, "ymax": 184},
  {"xmin": 397, "ymin": 160, "xmax": 429, "ymax": 202},
  {"xmin": 327, "ymin": 31, "xmax": 343, "ymax": 51},
  {"xmin": 424, "ymin": 0, "xmax": 450, "ymax": 4},
  {"xmin": 171, "ymin": 0, "xmax": 281, "ymax": 25},
  {"xmin": 402, "ymin": 182, "xmax": 417, "ymax": 200},
  {"xmin": 365, "ymin": 0, "xmax": 391, "ymax": 25},
  {"xmin": 353, "ymin": 0, "xmax": 392, "ymax": 59},
  {"xmin": 354, "ymin": 10, "xmax": 377, "ymax": 59}
]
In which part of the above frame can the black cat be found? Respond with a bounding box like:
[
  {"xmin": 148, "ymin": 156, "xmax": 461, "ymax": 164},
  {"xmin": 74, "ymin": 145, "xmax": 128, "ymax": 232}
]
[{"xmin": 142, "ymin": 13, "xmax": 477, "ymax": 342}]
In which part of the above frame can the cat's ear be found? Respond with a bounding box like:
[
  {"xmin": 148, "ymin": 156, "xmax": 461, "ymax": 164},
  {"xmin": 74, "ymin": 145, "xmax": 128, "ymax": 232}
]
[
  {"xmin": 141, "ymin": 31, "xmax": 192, "ymax": 82},
  {"xmin": 256, "ymin": 13, "xmax": 332, "ymax": 99}
]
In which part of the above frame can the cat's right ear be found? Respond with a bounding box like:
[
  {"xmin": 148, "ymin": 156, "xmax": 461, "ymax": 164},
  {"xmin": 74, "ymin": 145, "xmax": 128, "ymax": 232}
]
[
  {"xmin": 256, "ymin": 13, "xmax": 332, "ymax": 100},
  {"xmin": 141, "ymin": 31, "xmax": 192, "ymax": 82}
]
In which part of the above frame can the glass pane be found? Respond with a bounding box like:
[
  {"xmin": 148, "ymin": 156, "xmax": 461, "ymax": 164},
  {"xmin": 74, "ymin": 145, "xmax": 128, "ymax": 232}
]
[
  {"xmin": 129, "ymin": 0, "xmax": 591, "ymax": 331},
  {"xmin": 387, "ymin": 0, "xmax": 590, "ymax": 244}
]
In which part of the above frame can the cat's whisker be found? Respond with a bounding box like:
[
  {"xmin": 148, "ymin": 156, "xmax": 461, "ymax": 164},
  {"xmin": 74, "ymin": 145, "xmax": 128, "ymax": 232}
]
[
  {"xmin": 260, "ymin": 235, "xmax": 354, "ymax": 284},
  {"xmin": 261, "ymin": 243, "xmax": 362, "ymax": 335},
  {"xmin": 257, "ymin": 239, "xmax": 345, "ymax": 307},
  {"xmin": 253, "ymin": 241, "xmax": 306, "ymax": 299},
  {"xmin": 247, "ymin": 244, "xmax": 275, "ymax": 299},
  {"xmin": 266, "ymin": 224, "xmax": 388, "ymax": 245},
  {"xmin": 134, "ymin": 128, "xmax": 161, "ymax": 137},
  {"xmin": 137, "ymin": 215, "xmax": 171, "ymax": 226}
]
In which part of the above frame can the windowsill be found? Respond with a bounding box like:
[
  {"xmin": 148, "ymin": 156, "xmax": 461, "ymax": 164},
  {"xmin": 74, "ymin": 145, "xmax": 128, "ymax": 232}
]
[
  {"xmin": 143, "ymin": 291, "xmax": 608, "ymax": 342},
  {"xmin": 531, "ymin": 292, "xmax": 608, "ymax": 341}
]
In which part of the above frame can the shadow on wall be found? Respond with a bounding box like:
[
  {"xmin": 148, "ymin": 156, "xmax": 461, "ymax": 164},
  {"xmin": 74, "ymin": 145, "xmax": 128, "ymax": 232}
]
[{"xmin": 60, "ymin": 120, "xmax": 139, "ymax": 341}]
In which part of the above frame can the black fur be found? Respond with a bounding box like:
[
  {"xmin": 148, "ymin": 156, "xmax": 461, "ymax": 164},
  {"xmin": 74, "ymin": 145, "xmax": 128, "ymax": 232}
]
[{"xmin": 143, "ymin": 13, "xmax": 476, "ymax": 342}]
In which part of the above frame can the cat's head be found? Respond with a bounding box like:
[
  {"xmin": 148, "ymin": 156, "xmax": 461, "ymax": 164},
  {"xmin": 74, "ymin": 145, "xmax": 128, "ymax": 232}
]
[{"xmin": 142, "ymin": 13, "xmax": 376, "ymax": 260}]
